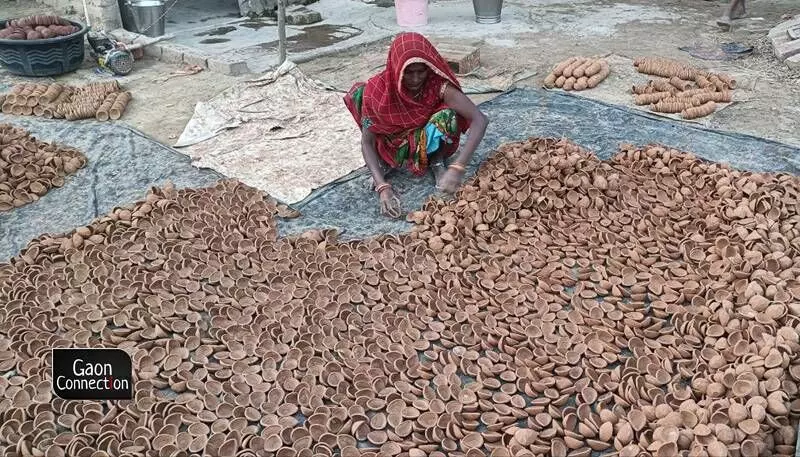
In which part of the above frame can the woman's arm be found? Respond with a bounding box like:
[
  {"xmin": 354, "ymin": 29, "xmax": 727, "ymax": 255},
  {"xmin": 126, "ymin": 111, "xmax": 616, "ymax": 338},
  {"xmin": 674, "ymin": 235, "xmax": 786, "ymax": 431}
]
[
  {"xmin": 443, "ymin": 84, "xmax": 489, "ymax": 167},
  {"xmin": 361, "ymin": 126, "xmax": 386, "ymax": 188},
  {"xmin": 362, "ymin": 126, "xmax": 402, "ymax": 217},
  {"xmin": 436, "ymin": 85, "xmax": 489, "ymax": 193}
]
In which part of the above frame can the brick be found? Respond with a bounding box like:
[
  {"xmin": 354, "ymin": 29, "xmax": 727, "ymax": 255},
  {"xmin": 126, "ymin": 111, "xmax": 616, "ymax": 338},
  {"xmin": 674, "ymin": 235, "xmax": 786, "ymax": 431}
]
[
  {"xmin": 436, "ymin": 44, "xmax": 480, "ymax": 75},
  {"xmin": 768, "ymin": 17, "xmax": 800, "ymax": 39},
  {"xmin": 771, "ymin": 32, "xmax": 792, "ymax": 48},
  {"xmin": 159, "ymin": 45, "xmax": 185, "ymax": 64},
  {"xmin": 786, "ymin": 54, "xmax": 800, "ymax": 70},
  {"xmin": 207, "ymin": 58, "xmax": 250, "ymax": 76},
  {"xmin": 286, "ymin": 7, "xmax": 322, "ymax": 25},
  {"xmin": 774, "ymin": 38, "xmax": 800, "ymax": 60}
]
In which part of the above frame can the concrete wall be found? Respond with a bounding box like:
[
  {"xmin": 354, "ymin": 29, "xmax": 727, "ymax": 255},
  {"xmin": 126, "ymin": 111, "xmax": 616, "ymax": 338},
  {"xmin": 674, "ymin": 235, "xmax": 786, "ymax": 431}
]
[{"xmin": 40, "ymin": 0, "xmax": 123, "ymax": 32}]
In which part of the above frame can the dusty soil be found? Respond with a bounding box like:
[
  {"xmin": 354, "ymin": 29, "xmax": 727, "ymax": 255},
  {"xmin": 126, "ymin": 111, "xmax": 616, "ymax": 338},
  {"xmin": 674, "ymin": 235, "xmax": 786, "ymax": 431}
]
[
  {"xmin": 0, "ymin": 58, "xmax": 245, "ymax": 145},
  {"xmin": 300, "ymin": 0, "xmax": 800, "ymax": 148},
  {"xmin": 91, "ymin": 60, "xmax": 247, "ymax": 145}
]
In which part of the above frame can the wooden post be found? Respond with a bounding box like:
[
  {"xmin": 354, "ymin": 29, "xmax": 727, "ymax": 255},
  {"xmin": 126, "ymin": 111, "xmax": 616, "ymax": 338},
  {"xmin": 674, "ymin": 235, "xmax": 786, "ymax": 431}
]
[{"xmin": 277, "ymin": 0, "xmax": 287, "ymax": 64}]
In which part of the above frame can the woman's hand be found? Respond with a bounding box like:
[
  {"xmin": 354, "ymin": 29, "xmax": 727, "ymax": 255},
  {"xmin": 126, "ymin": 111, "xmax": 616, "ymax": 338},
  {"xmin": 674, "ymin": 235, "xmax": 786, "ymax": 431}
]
[
  {"xmin": 437, "ymin": 166, "xmax": 464, "ymax": 194},
  {"xmin": 362, "ymin": 127, "xmax": 402, "ymax": 218},
  {"xmin": 379, "ymin": 186, "xmax": 402, "ymax": 218}
]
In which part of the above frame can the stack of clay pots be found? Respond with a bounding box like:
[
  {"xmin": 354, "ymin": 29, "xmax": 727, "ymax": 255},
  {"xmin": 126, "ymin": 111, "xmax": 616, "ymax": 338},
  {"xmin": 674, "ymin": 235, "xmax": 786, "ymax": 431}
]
[
  {"xmin": 543, "ymin": 57, "xmax": 611, "ymax": 91},
  {"xmin": 95, "ymin": 92, "xmax": 132, "ymax": 121},
  {"xmin": 632, "ymin": 57, "xmax": 735, "ymax": 119},
  {"xmin": 0, "ymin": 123, "xmax": 87, "ymax": 212},
  {"xmin": 0, "ymin": 137, "xmax": 798, "ymax": 457},
  {"xmin": 0, "ymin": 81, "xmax": 131, "ymax": 121}
]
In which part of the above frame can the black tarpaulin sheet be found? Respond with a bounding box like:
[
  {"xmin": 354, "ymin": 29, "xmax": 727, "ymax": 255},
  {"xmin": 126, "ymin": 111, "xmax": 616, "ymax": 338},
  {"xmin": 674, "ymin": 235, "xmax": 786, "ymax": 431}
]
[
  {"xmin": 2, "ymin": 88, "xmax": 799, "ymax": 262},
  {"xmin": 278, "ymin": 88, "xmax": 800, "ymax": 239},
  {"xmin": 0, "ymin": 114, "xmax": 223, "ymax": 262}
]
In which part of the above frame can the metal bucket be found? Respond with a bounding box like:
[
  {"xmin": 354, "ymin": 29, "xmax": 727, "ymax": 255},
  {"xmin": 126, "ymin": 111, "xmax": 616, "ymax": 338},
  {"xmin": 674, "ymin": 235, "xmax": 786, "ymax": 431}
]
[
  {"xmin": 472, "ymin": 0, "xmax": 502, "ymax": 24},
  {"xmin": 118, "ymin": 0, "xmax": 138, "ymax": 32},
  {"xmin": 130, "ymin": 0, "xmax": 166, "ymax": 37}
]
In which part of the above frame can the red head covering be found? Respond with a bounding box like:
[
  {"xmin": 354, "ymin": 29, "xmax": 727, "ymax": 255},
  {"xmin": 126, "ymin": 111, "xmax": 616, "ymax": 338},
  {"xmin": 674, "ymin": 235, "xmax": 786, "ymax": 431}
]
[{"xmin": 348, "ymin": 32, "xmax": 467, "ymax": 135}]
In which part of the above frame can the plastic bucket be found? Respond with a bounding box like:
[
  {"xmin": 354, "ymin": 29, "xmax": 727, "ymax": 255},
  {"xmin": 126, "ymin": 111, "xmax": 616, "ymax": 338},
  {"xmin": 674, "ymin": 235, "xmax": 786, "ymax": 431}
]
[
  {"xmin": 0, "ymin": 19, "xmax": 88, "ymax": 77},
  {"xmin": 130, "ymin": 0, "xmax": 166, "ymax": 37},
  {"xmin": 395, "ymin": 0, "xmax": 428, "ymax": 27},
  {"xmin": 118, "ymin": 0, "xmax": 138, "ymax": 32}
]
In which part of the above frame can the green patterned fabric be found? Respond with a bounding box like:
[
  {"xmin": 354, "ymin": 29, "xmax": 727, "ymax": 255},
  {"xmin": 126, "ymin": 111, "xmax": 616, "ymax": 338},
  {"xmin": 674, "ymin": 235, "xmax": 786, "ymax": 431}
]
[
  {"xmin": 429, "ymin": 109, "xmax": 459, "ymax": 138},
  {"xmin": 350, "ymin": 86, "xmax": 373, "ymax": 130},
  {"xmin": 345, "ymin": 85, "xmax": 461, "ymax": 175}
]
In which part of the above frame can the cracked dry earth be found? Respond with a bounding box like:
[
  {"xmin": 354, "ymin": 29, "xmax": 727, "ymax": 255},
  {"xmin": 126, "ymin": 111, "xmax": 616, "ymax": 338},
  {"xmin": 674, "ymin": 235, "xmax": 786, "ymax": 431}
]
[{"xmin": 0, "ymin": 138, "xmax": 799, "ymax": 457}]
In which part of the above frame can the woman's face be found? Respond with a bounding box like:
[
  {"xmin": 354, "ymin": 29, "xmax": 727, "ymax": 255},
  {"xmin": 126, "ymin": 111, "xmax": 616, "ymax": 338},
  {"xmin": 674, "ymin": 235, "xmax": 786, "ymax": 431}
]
[{"xmin": 402, "ymin": 63, "xmax": 429, "ymax": 94}]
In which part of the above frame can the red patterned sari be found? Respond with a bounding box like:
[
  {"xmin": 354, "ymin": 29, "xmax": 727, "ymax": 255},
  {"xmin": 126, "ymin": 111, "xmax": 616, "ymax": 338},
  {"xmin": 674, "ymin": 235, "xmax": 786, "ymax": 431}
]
[{"xmin": 343, "ymin": 32, "xmax": 470, "ymax": 176}]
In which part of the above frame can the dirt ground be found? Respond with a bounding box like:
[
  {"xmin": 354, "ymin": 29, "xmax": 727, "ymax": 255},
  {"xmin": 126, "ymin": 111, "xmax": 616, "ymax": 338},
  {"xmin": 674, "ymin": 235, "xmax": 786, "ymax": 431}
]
[
  {"xmin": 1, "ymin": 0, "xmax": 799, "ymax": 147},
  {"xmin": 0, "ymin": 58, "xmax": 246, "ymax": 145},
  {"xmin": 298, "ymin": 0, "xmax": 800, "ymax": 148}
]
